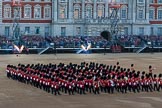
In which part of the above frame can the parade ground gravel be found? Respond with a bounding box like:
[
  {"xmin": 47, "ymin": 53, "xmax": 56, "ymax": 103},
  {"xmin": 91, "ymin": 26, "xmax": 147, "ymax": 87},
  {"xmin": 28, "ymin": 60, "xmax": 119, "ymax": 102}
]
[{"xmin": 0, "ymin": 53, "xmax": 162, "ymax": 108}]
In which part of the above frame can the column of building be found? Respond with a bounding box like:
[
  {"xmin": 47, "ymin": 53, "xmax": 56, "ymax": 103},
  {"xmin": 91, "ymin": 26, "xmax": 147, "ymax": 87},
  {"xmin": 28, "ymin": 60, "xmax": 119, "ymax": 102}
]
[
  {"xmin": 128, "ymin": 0, "xmax": 133, "ymax": 35},
  {"xmin": 68, "ymin": 0, "xmax": 73, "ymax": 21},
  {"xmin": 54, "ymin": 0, "xmax": 58, "ymax": 22},
  {"xmin": 131, "ymin": 0, "xmax": 136, "ymax": 35},
  {"xmin": 93, "ymin": 0, "xmax": 97, "ymax": 19},
  {"xmin": 51, "ymin": 0, "xmax": 55, "ymax": 36},
  {"xmin": 145, "ymin": 0, "xmax": 150, "ymax": 21},
  {"xmin": 132, "ymin": 0, "xmax": 136, "ymax": 23},
  {"xmin": 82, "ymin": 0, "xmax": 85, "ymax": 19},
  {"xmin": 0, "ymin": 0, "xmax": 2, "ymax": 30},
  {"xmin": 105, "ymin": 0, "xmax": 109, "ymax": 17},
  {"xmin": 68, "ymin": 0, "xmax": 74, "ymax": 36},
  {"xmin": 145, "ymin": 0, "xmax": 151, "ymax": 35},
  {"xmin": 82, "ymin": 0, "xmax": 85, "ymax": 36}
]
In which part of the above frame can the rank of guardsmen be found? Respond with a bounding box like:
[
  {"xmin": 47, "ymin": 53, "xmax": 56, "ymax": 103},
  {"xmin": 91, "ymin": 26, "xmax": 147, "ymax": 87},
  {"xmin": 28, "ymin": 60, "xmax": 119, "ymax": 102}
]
[{"xmin": 6, "ymin": 62, "xmax": 162, "ymax": 95}]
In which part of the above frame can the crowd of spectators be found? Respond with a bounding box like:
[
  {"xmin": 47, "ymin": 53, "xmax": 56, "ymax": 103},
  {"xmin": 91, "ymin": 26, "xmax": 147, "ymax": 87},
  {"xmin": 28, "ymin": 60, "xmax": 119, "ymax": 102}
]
[
  {"xmin": 45, "ymin": 36, "xmax": 108, "ymax": 48},
  {"xmin": 21, "ymin": 35, "xmax": 46, "ymax": 48},
  {"xmin": 1, "ymin": 35, "xmax": 162, "ymax": 49},
  {"xmin": 118, "ymin": 35, "xmax": 162, "ymax": 47},
  {"xmin": 0, "ymin": 35, "xmax": 13, "ymax": 49}
]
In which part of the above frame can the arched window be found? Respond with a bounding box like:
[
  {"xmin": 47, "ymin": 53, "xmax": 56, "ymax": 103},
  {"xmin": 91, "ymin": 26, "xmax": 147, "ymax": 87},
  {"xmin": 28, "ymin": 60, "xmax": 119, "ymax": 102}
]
[
  {"xmin": 149, "ymin": 0, "xmax": 154, "ymax": 3},
  {"xmin": 34, "ymin": 5, "xmax": 41, "ymax": 18},
  {"xmin": 149, "ymin": 7, "xmax": 155, "ymax": 20},
  {"xmin": 59, "ymin": 4, "xmax": 67, "ymax": 19},
  {"xmin": 158, "ymin": 0, "xmax": 162, "ymax": 3},
  {"xmin": 121, "ymin": 6, "xmax": 127, "ymax": 19},
  {"xmin": 73, "ymin": 0, "xmax": 81, "ymax": 3},
  {"xmin": 73, "ymin": 4, "xmax": 81, "ymax": 19},
  {"xmin": 137, "ymin": 8, "xmax": 144, "ymax": 19},
  {"xmin": 85, "ymin": 4, "xmax": 93, "ymax": 18},
  {"xmin": 44, "ymin": 5, "xmax": 51, "ymax": 18},
  {"xmin": 157, "ymin": 7, "xmax": 162, "ymax": 19},
  {"xmin": 97, "ymin": 4, "xmax": 105, "ymax": 18},
  {"xmin": 4, "ymin": 4, "xmax": 11, "ymax": 18},
  {"xmin": 24, "ymin": 4, "xmax": 31, "ymax": 18}
]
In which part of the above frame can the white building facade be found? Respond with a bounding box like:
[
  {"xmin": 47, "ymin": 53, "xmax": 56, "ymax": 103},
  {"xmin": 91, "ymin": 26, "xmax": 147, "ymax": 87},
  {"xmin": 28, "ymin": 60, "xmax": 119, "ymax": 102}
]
[{"xmin": 1, "ymin": 0, "xmax": 162, "ymax": 37}]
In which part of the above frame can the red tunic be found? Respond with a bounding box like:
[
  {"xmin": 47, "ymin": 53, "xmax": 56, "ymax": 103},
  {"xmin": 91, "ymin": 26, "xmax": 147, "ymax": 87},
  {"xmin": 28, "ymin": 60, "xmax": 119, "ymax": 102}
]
[
  {"xmin": 89, "ymin": 79, "xmax": 93, "ymax": 87},
  {"xmin": 94, "ymin": 81, "xmax": 99, "ymax": 88}
]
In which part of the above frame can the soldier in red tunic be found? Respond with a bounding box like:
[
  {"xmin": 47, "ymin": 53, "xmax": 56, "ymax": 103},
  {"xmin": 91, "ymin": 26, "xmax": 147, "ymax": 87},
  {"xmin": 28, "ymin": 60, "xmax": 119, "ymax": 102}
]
[
  {"xmin": 89, "ymin": 78, "xmax": 93, "ymax": 93},
  {"xmin": 153, "ymin": 74, "xmax": 158, "ymax": 91},
  {"xmin": 110, "ymin": 78, "xmax": 115, "ymax": 94},
  {"xmin": 85, "ymin": 78, "xmax": 89, "ymax": 92},
  {"xmin": 99, "ymin": 78, "xmax": 106, "ymax": 93},
  {"xmin": 72, "ymin": 79, "xmax": 76, "ymax": 93},
  {"xmin": 54, "ymin": 81, "xmax": 61, "ymax": 95},
  {"xmin": 47, "ymin": 78, "xmax": 51, "ymax": 93},
  {"xmin": 121, "ymin": 77, "xmax": 127, "ymax": 93},
  {"xmin": 93, "ymin": 79, "xmax": 100, "ymax": 94},
  {"xmin": 39, "ymin": 77, "xmax": 44, "ymax": 89},
  {"xmin": 116, "ymin": 77, "xmax": 121, "ymax": 92},
  {"xmin": 68, "ymin": 80, "xmax": 74, "ymax": 95},
  {"xmin": 51, "ymin": 81, "xmax": 55, "ymax": 94},
  {"xmin": 79, "ymin": 80, "xmax": 85, "ymax": 95},
  {"xmin": 140, "ymin": 76, "xmax": 145, "ymax": 92},
  {"xmin": 106, "ymin": 78, "xmax": 111, "ymax": 93},
  {"xmin": 6, "ymin": 65, "xmax": 11, "ymax": 78},
  {"xmin": 145, "ymin": 74, "xmax": 152, "ymax": 92},
  {"xmin": 158, "ymin": 74, "xmax": 162, "ymax": 91},
  {"xmin": 130, "ymin": 64, "xmax": 134, "ymax": 71}
]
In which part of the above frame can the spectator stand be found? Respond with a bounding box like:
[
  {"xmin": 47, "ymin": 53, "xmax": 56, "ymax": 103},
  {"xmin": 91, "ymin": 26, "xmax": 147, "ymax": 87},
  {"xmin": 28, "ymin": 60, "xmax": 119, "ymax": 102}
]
[{"xmin": 1, "ymin": 35, "xmax": 162, "ymax": 54}]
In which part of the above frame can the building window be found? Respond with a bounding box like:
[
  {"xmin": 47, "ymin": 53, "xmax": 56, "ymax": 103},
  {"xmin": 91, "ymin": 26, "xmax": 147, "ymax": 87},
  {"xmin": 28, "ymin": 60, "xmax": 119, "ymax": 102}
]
[
  {"xmin": 158, "ymin": 0, "xmax": 162, "ymax": 3},
  {"xmin": 109, "ymin": 8, "xmax": 116, "ymax": 18},
  {"xmin": 150, "ymin": 27, "xmax": 154, "ymax": 35},
  {"xmin": 74, "ymin": 0, "xmax": 82, "ymax": 3},
  {"xmin": 97, "ymin": 5, "xmax": 104, "ymax": 18},
  {"xmin": 24, "ymin": 7, "xmax": 31, "ymax": 18},
  {"xmin": 158, "ymin": 9, "xmax": 162, "ymax": 19},
  {"xmin": 158, "ymin": 27, "xmax": 162, "ymax": 35},
  {"xmin": 59, "ymin": 4, "xmax": 67, "ymax": 19},
  {"xmin": 85, "ymin": 5, "xmax": 93, "ymax": 18},
  {"xmin": 139, "ymin": 27, "xmax": 144, "ymax": 35},
  {"xmin": 149, "ymin": 9, "xmax": 154, "ymax": 19},
  {"xmin": 35, "ymin": 0, "xmax": 41, "ymax": 2},
  {"xmin": 139, "ymin": 0, "xmax": 144, "ymax": 2},
  {"xmin": 124, "ymin": 27, "xmax": 128, "ymax": 35},
  {"xmin": 44, "ymin": 0, "xmax": 50, "ymax": 2},
  {"xmin": 121, "ymin": 8, "xmax": 127, "ymax": 19},
  {"xmin": 76, "ymin": 27, "xmax": 81, "ymax": 36},
  {"xmin": 138, "ymin": 10, "xmax": 144, "ymax": 19},
  {"xmin": 4, "ymin": 6, "xmax": 11, "ymax": 18},
  {"xmin": 92, "ymin": 27, "xmax": 97, "ymax": 36},
  {"xmin": 13, "ymin": 7, "xmax": 21, "ymax": 18},
  {"xmin": 73, "ymin": 4, "xmax": 81, "ymax": 19},
  {"xmin": 44, "ymin": 7, "xmax": 51, "ymax": 18},
  {"xmin": 35, "ymin": 27, "xmax": 40, "ymax": 34},
  {"xmin": 25, "ymin": 27, "xmax": 30, "ymax": 35},
  {"xmin": 60, "ymin": 0, "xmax": 66, "ymax": 2},
  {"xmin": 45, "ymin": 27, "xmax": 49, "ymax": 37},
  {"xmin": 150, "ymin": 0, "xmax": 154, "ymax": 3},
  {"xmin": 34, "ymin": 6, "xmax": 41, "ymax": 18},
  {"xmin": 5, "ymin": 27, "xmax": 10, "ymax": 37},
  {"xmin": 61, "ymin": 27, "xmax": 66, "ymax": 36},
  {"xmin": 74, "ymin": 8, "xmax": 80, "ymax": 19}
]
